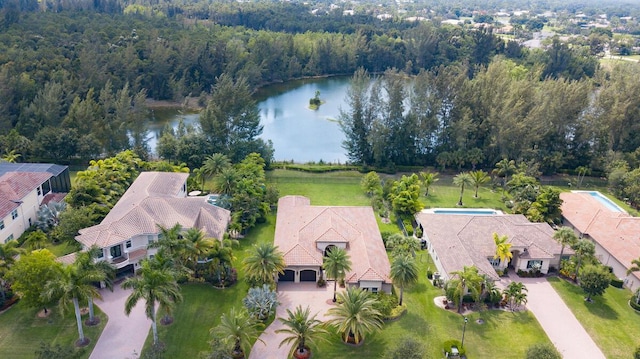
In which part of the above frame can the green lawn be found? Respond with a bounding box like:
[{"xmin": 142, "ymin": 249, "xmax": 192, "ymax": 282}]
[
  {"xmin": 313, "ymin": 252, "xmax": 551, "ymax": 358},
  {"xmin": 44, "ymin": 241, "xmax": 80, "ymax": 257},
  {"xmin": 0, "ymin": 300, "xmax": 106, "ymax": 359},
  {"xmin": 548, "ymin": 277, "xmax": 640, "ymax": 358},
  {"xmin": 142, "ymin": 170, "xmax": 551, "ymax": 357},
  {"xmin": 141, "ymin": 214, "xmax": 276, "ymax": 358}
]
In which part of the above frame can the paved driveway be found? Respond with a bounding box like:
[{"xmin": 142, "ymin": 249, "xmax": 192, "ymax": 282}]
[
  {"xmin": 501, "ymin": 276, "xmax": 605, "ymax": 359},
  {"xmin": 249, "ymin": 282, "xmax": 336, "ymax": 359},
  {"xmin": 90, "ymin": 284, "xmax": 152, "ymax": 359}
]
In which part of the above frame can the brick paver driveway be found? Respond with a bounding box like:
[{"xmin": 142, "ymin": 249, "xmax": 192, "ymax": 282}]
[
  {"xmin": 90, "ymin": 284, "xmax": 152, "ymax": 359},
  {"xmin": 501, "ymin": 276, "xmax": 605, "ymax": 359},
  {"xmin": 249, "ymin": 282, "xmax": 336, "ymax": 359}
]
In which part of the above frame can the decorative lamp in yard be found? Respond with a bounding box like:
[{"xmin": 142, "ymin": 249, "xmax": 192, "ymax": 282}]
[{"xmin": 461, "ymin": 316, "xmax": 468, "ymax": 348}]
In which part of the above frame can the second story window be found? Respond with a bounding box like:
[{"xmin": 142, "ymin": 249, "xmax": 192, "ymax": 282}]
[
  {"xmin": 126, "ymin": 240, "xmax": 132, "ymax": 248},
  {"xmin": 0, "ymin": 220, "xmax": 4, "ymax": 230},
  {"xmin": 11, "ymin": 209, "xmax": 18, "ymax": 220}
]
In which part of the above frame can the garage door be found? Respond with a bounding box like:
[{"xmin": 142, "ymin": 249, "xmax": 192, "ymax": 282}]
[
  {"xmin": 279, "ymin": 269, "xmax": 295, "ymax": 282},
  {"xmin": 300, "ymin": 270, "xmax": 317, "ymax": 282}
]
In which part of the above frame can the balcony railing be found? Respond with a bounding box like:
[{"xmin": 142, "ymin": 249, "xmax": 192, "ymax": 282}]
[{"xmin": 108, "ymin": 247, "xmax": 148, "ymax": 268}]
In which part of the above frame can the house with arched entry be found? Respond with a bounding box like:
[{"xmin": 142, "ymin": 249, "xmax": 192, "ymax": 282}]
[
  {"xmin": 415, "ymin": 211, "xmax": 565, "ymax": 281},
  {"xmin": 274, "ymin": 196, "xmax": 392, "ymax": 293}
]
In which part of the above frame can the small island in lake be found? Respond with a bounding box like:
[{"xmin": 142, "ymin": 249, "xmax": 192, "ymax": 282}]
[{"xmin": 308, "ymin": 90, "xmax": 325, "ymax": 110}]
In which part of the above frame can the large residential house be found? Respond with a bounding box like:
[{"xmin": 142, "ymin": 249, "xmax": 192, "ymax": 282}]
[
  {"xmin": 0, "ymin": 163, "xmax": 70, "ymax": 243},
  {"xmin": 560, "ymin": 191, "xmax": 640, "ymax": 290},
  {"xmin": 416, "ymin": 211, "xmax": 565, "ymax": 281},
  {"xmin": 274, "ymin": 196, "xmax": 392, "ymax": 293},
  {"xmin": 75, "ymin": 172, "xmax": 231, "ymax": 277}
]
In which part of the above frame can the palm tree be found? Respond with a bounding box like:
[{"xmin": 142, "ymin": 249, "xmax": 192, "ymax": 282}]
[
  {"xmin": 75, "ymin": 246, "xmax": 115, "ymax": 326},
  {"xmin": 323, "ymin": 247, "xmax": 352, "ymax": 302},
  {"xmin": 202, "ymin": 153, "xmax": 231, "ymax": 183},
  {"xmin": 214, "ymin": 167, "xmax": 240, "ymax": 195},
  {"xmin": 469, "ymin": 170, "xmax": 490, "ymax": 198},
  {"xmin": 244, "ymin": 243, "xmax": 285, "ymax": 286},
  {"xmin": 390, "ymin": 255, "xmax": 418, "ymax": 305},
  {"xmin": 0, "ymin": 240, "xmax": 23, "ymax": 302},
  {"xmin": 447, "ymin": 266, "xmax": 483, "ymax": 313},
  {"xmin": 626, "ymin": 258, "xmax": 640, "ymax": 305},
  {"xmin": 572, "ymin": 239, "xmax": 595, "ymax": 282},
  {"xmin": 123, "ymin": 260, "xmax": 183, "ymax": 345},
  {"xmin": 1, "ymin": 149, "xmax": 21, "ymax": 163},
  {"xmin": 553, "ymin": 227, "xmax": 578, "ymax": 270},
  {"xmin": 503, "ymin": 281, "xmax": 528, "ymax": 311},
  {"xmin": 493, "ymin": 233, "xmax": 513, "ymax": 269},
  {"xmin": 212, "ymin": 307, "xmax": 263, "ymax": 358},
  {"xmin": 493, "ymin": 158, "xmax": 517, "ymax": 188},
  {"xmin": 152, "ymin": 223, "xmax": 194, "ymax": 270},
  {"xmin": 35, "ymin": 201, "xmax": 67, "ymax": 231},
  {"xmin": 419, "ymin": 171, "xmax": 439, "ymax": 196},
  {"xmin": 453, "ymin": 172, "xmax": 473, "ymax": 206},
  {"xmin": 386, "ymin": 233, "xmax": 421, "ymax": 258},
  {"xmin": 276, "ymin": 305, "xmax": 329, "ymax": 358},
  {"xmin": 207, "ymin": 238, "xmax": 237, "ymax": 287},
  {"xmin": 182, "ymin": 228, "xmax": 215, "ymax": 269},
  {"xmin": 328, "ymin": 287, "xmax": 384, "ymax": 345},
  {"xmin": 43, "ymin": 262, "xmax": 105, "ymax": 346}
]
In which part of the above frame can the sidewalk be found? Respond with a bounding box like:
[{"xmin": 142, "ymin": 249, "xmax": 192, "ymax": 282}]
[
  {"xmin": 90, "ymin": 284, "xmax": 152, "ymax": 359},
  {"xmin": 500, "ymin": 276, "xmax": 605, "ymax": 359}
]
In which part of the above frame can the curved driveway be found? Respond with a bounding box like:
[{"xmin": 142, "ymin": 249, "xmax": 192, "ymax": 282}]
[
  {"xmin": 90, "ymin": 284, "xmax": 152, "ymax": 359},
  {"xmin": 501, "ymin": 276, "xmax": 605, "ymax": 359},
  {"xmin": 249, "ymin": 282, "xmax": 335, "ymax": 359}
]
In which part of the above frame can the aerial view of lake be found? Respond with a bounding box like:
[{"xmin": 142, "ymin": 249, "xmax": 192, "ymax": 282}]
[{"xmin": 146, "ymin": 76, "xmax": 352, "ymax": 163}]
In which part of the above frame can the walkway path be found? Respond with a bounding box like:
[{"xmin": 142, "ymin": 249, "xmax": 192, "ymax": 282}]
[
  {"xmin": 90, "ymin": 284, "xmax": 152, "ymax": 359},
  {"xmin": 249, "ymin": 282, "xmax": 335, "ymax": 359},
  {"xmin": 500, "ymin": 276, "xmax": 605, "ymax": 359}
]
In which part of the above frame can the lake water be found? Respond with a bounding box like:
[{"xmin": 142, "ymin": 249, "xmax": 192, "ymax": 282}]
[{"xmin": 146, "ymin": 77, "xmax": 351, "ymax": 163}]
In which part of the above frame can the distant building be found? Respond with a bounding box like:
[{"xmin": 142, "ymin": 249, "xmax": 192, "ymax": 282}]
[{"xmin": 0, "ymin": 163, "xmax": 70, "ymax": 243}]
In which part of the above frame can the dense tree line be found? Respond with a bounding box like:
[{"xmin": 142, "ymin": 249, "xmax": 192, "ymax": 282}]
[{"xmin": 341, "ymin": 60, "xmax": 640, "ymax": 175}]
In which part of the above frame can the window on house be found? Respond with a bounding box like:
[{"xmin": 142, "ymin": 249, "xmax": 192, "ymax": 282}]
[
  {"xmin": 37, "ymin": 187, "xmax": 41, "ymax": 196},
  {"xmin": 371, "ymin": 288, "xmax": 378, "ymax": 294},
  {"xmin": 5, "ymin": 234, "xmax": 13, "ymax": 243},
  {"xmin": 488, "ymin": 257, "xmax": 501, "ymax": 266},
  {"xmin": 148, "ymin": 234, "xmax": 156, "ymax": 244},
  {"xmin": 11, "ymin": 209, "xmax": 18, "ymax": 220},
  {"xmin": 110, "ymin": 245, "xmax": 122, "ymax": 258},
  {"xmin": 96, "ymin": 250, "xmax": 104, "ymax": 259},
  {"xmin": 126, "ymin": 240, "xmax": 132, "ymax": 248},
  {"xmin": 526, "ymin": 260, "xmax": 543, "ymax": 269},
  {"xmin": 0, "ymin": 220, "xmax": 4, "ymax": 230}
]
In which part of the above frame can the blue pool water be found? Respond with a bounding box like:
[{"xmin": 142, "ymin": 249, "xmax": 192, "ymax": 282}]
[
  {"xmin": 584, "ymin": 191, "xmax": 624, "ymax": 212},
  {"xmin": 432, "ymin": 209, "xmax": 498, "ymax": 215}
]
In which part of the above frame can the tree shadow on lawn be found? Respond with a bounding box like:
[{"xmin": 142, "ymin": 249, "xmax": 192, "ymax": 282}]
[
  {"xmin": 582, "ymin": 295, "xmax": 619, "ymax": 320},
  {"xmin": 397, "ymin": 311, "xmax": 432, "ymax": 335},
  {"xmin": 317, "ymin": 329, "xmax": 387, "ymax": 358}
]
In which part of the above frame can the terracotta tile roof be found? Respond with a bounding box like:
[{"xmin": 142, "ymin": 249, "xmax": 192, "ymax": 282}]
[
  {"xmin": 41, "ymin": 192, "xmax": 67, "ymax": 206},
  {"xmin": 274, "ymin": 195, "xmax": 391, "ymax": 284},
  {"xmin": 561, "ymin": 192, "xmax": 640, "ymax": 278},
  {"xmin": 416, "ymin": 213, "xmax": 562, "ymax": 281},
  {"xmin": 56, "ymin": 252, "xmax": 78, "ymax": 265},
  {"xmin": 76, "ymin": 172, "xmax": 231, "ymax": 248},
  {"xmin": 0, "ymin": 172, "xmax": 52, "ymax": 218}
]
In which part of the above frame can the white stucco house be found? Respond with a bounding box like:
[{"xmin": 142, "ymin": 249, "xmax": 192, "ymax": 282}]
[
  {"xmin": 561, "ymin": 191, "xmax": 640, "ymax": 291},
  {"xmin": 0, "ymin": 163, "xmax": 70, "ymax": 243},
  {"xmin": 74, "ymin": 172, "xmax": 231, "ymax": 277},
  {"xmin": 416, "ymin": 211, "xmax": 565, "ymax": 281},
  {"xmin": 274, "ymin": 196, "xmax": 392, "ymax": 293}
]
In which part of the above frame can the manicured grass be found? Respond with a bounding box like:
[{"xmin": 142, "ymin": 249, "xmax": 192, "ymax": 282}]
[
  {"xmin": 141, "ymin": 214, "xmax": 276, "ymax": 358},
  {"xmin": 313, "ymin": 252, "xmax": 552, "ymax": 358},
  {"xmin": 0, "ymin": 300, "xmax": 106, "ymax": 359},
  {"xmin": 268, "ymin": 169, "xmax": 369, "ymax": 206},
  {"xmin": 548, "ymin": 277, "xmax": 640, "ymax": 358},
  {"xmin": 44, "ymin": 241, "xmax": 81, "ymax": 257}
]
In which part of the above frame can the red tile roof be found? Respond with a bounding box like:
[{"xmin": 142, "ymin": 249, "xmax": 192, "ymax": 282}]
[
  {"xmin": 76, "ymin": 172, "xmax": 231, "ymax": 248},
  {"xmin": 274, "ymin": 195, "xmax": 391, "ymax": 284},
  {"xmin": 416, "ymin": 213, "xmax": 562, "ymax": 280},
  {"xmin": 561, "ymin": 192, "xmax": 640, "ymax": 278},
  {"xmin": 0, "ymin": 172, "xmax": 52, "ymax": 218}
]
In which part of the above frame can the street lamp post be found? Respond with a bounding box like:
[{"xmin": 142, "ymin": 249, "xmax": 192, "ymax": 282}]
[{"xmin": 461, "ymin": 316, "xmax": 468, "ymax": 348}]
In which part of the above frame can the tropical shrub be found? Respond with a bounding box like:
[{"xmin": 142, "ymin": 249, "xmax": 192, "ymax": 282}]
[
  {"xmin": 610, "ymin": 277, "xmax": 624, "ymax": 288},
  {"xmin": 242, "ymin": 284, "xmax": 279, "ymax": 321},
  {"xmin": 372, "ymin": 291, "xmax": 399, "ymax": 318},
  {"xmin": 443, "ymin": 340, "xmax": 466, "ymax": 356},
  {"xmin": 384, "ymin": 338, "xmax": 426, "ymax": 359},
  {"xmin": 525, "ymin": 343, "xmax": 561, "ymax": 359}
]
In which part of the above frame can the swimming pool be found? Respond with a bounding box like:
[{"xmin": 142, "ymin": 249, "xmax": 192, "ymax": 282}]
[
  {"xmin": 423, "ymin": 208, "xmax": 503, "ymax": 216},
  {"xmin": 574, "ymin": 191, "xmax": 626, "ymax": 213},
  {"xmin": 207, "ymin": 194, "xmax": 220, "ymax": 205}
]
